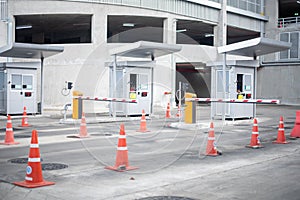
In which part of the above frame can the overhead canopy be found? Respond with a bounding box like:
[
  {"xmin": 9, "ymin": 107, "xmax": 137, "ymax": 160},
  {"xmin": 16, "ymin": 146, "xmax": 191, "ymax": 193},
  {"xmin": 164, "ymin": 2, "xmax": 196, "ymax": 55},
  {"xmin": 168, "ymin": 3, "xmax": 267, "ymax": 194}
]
[
  {"xmin": 218, "ymin": 37, "xmax": 291, "ymax": 57},
  {"xmin": 110, "ymin": 41, "xmax": 182, "ymax": 59},
  {"xmin": 0, "ymin": 42, "xmax": 64, "ymax": 59}
]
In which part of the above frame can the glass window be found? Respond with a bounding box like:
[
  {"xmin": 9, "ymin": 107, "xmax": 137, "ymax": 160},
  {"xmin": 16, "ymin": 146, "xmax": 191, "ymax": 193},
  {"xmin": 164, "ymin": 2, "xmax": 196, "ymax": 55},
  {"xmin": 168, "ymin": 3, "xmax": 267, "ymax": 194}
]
[
  {"xmin": 139, "ymin": 74, "xmax": 148, "ymax": 90},
  {"xmin": 279, "ymin": 32, "xmax": 300, "ymax": 60},
  {"xmin": 130, "ymin": 74, "xmax": 137, "ymax": 91},
  {"xmin": 11, "ymin": 74, "xmax": 22, "ymax": 90},
  {"xmin": 279, "ymin": 33, "xmax": 289, "ymax": 59},
  {"xmin": 244, "ymin": 75, "xmax": 251, "ymax": 91},
  {"xmin": 290, "ymin": 32, "xmax": 299, "ymax": 59},
  {"xmin": 0, "ymin": 72, "xmax": 4, "ymax": 90},
  {"xmin": 23, "ymin": 75, "xmax": 33, "ymax": 90}
]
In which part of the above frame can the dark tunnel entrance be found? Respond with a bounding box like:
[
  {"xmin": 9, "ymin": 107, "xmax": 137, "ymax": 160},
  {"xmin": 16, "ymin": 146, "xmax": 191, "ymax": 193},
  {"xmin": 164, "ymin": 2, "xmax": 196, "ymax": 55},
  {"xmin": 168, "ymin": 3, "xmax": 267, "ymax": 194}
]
[{"xmin": 176, "ymin": 63, "xmax": 211, "ymax": 104}]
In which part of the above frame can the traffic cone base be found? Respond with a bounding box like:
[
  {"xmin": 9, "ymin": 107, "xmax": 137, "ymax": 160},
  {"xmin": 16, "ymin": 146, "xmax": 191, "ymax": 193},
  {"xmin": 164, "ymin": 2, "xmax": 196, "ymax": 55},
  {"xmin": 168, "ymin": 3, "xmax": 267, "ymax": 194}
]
[
  {"xmin": 106, "ymin": 124, "xmax": 138, "ymax": 172},
  {"xmin": 0, "ymin": 141, "xmax": 20, "ymax": 145},
  {"xmin": 137, "ymin": 129, "xmax": 150, "ymax": 133},
  {"xmin": 273, "ymin": 140, "xmax": 289, "ymax": 144},
  {"xmin": 14, "ymin": 180, "xmax": 55, "ymax": 188},
  {"xmin": 246, "ymin": 119, "xmax": 263, "ymax": 149},
  {"xmin": 19, "ymin": 124, "xmax": 31, "ymax": 127},
  {"xmin": 273, "ymin": 117, "xmax": 289, "ymax": 144},
  {"xmin": 14, "ymin": 130, "xmax": 55, "ymax": 188},
  {"xmin": 165, "ymin": 103, "xmax": 171, "ymax": 119},
  {"xmin": 1, "ymin": 115, "xmax": 19, "ymax": 145},
  {"xmin": 205, "ymin": 122, "xmax": 221, "ymax": 157},
  {"xmin": 290, "ymin": 125, "xmax": 300, "ymax": 138},
  {"xmin": 105, "ymin": 165, "xmax": 138, "ymax": 172},
  {"xmin": 246, "ymin": 144, "xmax": 264, "ymax": 149},
  {"xmin": 137, "ymin": 110, "xmax": 150, "ymax": 132},
  {"xmin": 73, "ymin": 112, "xmax": 89, "ymax": 138},
  {"xmin": 20, "ymin": 107, "xmax": 30, "ymax": 127}
]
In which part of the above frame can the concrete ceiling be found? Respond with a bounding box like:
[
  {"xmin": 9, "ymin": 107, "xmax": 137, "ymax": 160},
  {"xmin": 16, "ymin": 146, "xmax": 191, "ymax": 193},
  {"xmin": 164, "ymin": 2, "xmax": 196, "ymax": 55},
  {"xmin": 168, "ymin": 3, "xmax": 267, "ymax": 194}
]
[{"xmin": 279, "ymin": 0, "xmax": 300, "ymax": 18}]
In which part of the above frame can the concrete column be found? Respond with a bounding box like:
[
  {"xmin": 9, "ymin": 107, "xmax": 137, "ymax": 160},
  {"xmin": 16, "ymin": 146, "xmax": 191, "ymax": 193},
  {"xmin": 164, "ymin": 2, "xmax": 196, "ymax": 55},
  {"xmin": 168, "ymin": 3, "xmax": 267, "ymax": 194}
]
[
  {"xmin": 163, "ymin": 17, "xmax": 176, "ymax": 44},
  {"xmin": 163, "ymin": 17, "xmax": 177, "ymax": 107}
]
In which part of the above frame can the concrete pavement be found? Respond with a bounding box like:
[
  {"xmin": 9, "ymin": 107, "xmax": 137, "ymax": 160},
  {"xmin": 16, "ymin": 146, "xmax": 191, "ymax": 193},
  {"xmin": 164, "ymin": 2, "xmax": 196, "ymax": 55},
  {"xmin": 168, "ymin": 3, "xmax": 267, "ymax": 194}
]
[{"xmin": 0, "ymin": 104, "xmax": 300, "ymax": 200}]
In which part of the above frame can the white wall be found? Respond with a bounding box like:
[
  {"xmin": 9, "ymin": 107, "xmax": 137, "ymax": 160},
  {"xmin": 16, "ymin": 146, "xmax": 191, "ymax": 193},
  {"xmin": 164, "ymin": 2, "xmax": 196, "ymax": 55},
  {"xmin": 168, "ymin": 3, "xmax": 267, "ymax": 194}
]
[{"xmin": 7, "ymin": 0, "xmax": 222, "ymax": 113}]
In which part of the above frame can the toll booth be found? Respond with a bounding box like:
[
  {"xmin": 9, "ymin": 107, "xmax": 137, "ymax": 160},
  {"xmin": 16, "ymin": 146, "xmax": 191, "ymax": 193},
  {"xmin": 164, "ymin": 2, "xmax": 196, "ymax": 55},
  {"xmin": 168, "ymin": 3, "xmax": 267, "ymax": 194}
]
[
  {"xmin": 109, "ymin": 61, "xmax": 154, "ymax": 116},
  {"xmin": 0, "ymin": 62, "xmax": 39, "ymax": 114},
  {"xmin": 209, "ymin": 60, "xmax": 258, "ymax": 119},
  {"xmin": 109, "ymin": 41, "xmax": 182, "ymax": 117}
]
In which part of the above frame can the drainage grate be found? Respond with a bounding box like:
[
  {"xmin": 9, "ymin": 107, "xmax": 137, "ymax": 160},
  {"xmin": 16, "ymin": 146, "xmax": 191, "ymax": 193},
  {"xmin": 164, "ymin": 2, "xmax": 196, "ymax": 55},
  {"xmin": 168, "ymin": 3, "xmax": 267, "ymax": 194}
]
[
  {"xmin": 8, "ymin": 158, "xmax": 43, "ymax": 164},
  {"xmin": 285, "ymin": 122, "xmax": 295, "ymax": 125},
  {"xmin": 137, "ymin": 197, "xmax": 197, "ymax": 200},
  {"xmin": 91, "ymin": 133, "xmax": 112, "ymax": 136},
  {"xmin": 42, "ymin": 163, "xmax": 68, "ymax": 170},
  {"xmin": 14, "ymin": 134, "xmax": 31, "ymax": 138}
]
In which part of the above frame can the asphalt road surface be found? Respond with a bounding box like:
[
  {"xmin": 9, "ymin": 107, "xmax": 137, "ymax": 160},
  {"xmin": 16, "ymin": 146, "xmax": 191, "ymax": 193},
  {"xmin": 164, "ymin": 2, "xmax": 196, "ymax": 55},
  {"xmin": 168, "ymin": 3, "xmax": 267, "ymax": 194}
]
[{"xmin": 0, "ymin": 105, "xmax": 300, "ymax": 200}]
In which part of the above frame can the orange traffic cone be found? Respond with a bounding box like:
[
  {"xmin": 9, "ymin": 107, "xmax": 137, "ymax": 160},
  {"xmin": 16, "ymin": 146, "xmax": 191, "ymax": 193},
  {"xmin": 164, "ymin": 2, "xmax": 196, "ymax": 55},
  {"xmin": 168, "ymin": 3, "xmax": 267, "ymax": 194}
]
[
  {"xmin": 105, "ymin": 124, "xmax": 138, "ymax": 172},
  {"xmin": 14, "ymin": 130, "xmax": 55, "ymax": 188},
  {"xmin": 74, "ymin": 112, "xmax": 89, "ymax": 138},
  {"xmin": 246, "ymin": 118, "xmax": 263, "ymax": 149},
  {"xmin": 290, "ymin": 110, "xmax": 300, "ymax": 139},
  {"xmin": 21, "ymin": 106, "xmax": 30, "ymax": 127},
  {"xmin": 0, "ymin": 115, "xmax": 19, "ymax": 145},
  {"xmin": 273, "ymin": 116, "xmax": 289, "ymax": 144},
  {"xmin": 137, "ymin": 110, "xmax": 150, "ymax": 132},
  {"xmin": 205, "ymin": 122, "xmax": 221, "ymax": 156},
  {"xmin": 165, "ymin": 103, "xmax": 171, "ymax": 118},
  {"xmin": 176, "ymin": 105, "xmax": 181, "ymax": 118}
]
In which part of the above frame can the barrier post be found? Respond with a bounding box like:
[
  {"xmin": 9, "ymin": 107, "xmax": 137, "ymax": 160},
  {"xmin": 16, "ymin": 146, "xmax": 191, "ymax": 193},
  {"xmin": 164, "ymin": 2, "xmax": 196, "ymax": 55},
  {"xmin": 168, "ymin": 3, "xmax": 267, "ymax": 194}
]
[
  {"xmin": 184, "ymin": 93, "xmax": 197, "ymax": 124},
  {"xmin": 72, "ymin": 91, "xmax": 83, "ymax": 119}
]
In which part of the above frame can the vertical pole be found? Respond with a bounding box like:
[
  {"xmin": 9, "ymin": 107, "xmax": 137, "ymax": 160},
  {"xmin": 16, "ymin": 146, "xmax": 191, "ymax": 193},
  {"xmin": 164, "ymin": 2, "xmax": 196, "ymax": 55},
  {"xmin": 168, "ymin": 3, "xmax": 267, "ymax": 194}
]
[
  {"xmin": 221, "ymin": 0, "xmax": 227, "ymax": 121},
  {"xmin": 40, "ymin": 57, "xmax": 44, "ymax": 115},
  {"xmin": 260, "ymin": 0, "xmax": 265, "ymax": 37},
  {"xmin": 112, "ymin": 54, "xmax": 117, "ymax": 118},
  {"xmin": 253, "ymin": 60, "xmax": 257, "ymax": 118},
  {"xmin": 178, "ymin": 81, "xmax": 182, "ymax": 122},
  {"xmin": 222, "ymin": 53, "xmax": 227, "ymax": 121}
]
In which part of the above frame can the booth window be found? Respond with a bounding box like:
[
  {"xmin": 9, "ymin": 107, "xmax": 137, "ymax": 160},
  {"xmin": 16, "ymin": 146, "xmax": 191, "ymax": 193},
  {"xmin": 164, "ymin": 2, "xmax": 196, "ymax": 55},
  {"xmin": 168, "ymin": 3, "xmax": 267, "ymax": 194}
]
[
  {"xmin": 11, "ymin": 74, "xmax": 22, "ymax": 90},
  {"xmin": 0, "ymin": 72, "xmax": 4, "ymax": 90},
  {"xmin": 130, "ymin": 74, "xmax": 137, "ymax": 91},
  {"xmin": 23, "ymin": 75, "xmax": 33, "ymax": 90},
  {"xmin": 15, "ymin": 14, "xmax": 92, "ymax": 44}
]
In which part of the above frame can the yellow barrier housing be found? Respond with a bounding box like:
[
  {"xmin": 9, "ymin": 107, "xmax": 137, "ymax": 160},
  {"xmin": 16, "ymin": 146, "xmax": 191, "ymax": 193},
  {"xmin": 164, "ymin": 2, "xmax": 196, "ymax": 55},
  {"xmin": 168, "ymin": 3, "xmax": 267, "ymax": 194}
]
[
  {"xmin": 184, "ymin": 92, "xmax": 197, "ymax": 124},
  {"xmin": 72, "ymin": 90, "xmax": 83, "ymax": 119}
]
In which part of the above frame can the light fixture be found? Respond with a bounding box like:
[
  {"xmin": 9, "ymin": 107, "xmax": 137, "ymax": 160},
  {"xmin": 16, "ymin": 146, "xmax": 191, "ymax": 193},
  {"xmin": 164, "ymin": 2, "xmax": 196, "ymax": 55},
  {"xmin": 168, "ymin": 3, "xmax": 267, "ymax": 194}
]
[
  {"xmin": 176, "ymin": 29, "xmax": 187, "ymax": 33},
  {"xmin": 205, "ymin": 33, "xmax": 214, "ymax": 37},
  {"xmin": 16, "ymin": 25, "xmax": 32, "ymax": 30},
  {"xmin": 297, "ymin": 1, "xmax": 300, "ymax": 4},
  {"xmin": 73, "ymin": 23, "xmax": 89, "ymax": 26},
  {"xmin": 123, "ymin": 23, "xmax": 135, "ymax": 27}
]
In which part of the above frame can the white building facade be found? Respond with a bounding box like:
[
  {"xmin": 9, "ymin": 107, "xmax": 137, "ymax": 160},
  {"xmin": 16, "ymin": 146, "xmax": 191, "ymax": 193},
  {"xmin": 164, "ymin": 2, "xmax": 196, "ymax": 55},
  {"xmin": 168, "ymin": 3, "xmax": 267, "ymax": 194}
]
[{"xmin": 1, "ymin": 0, "xmax": 297, "ymax": 114}]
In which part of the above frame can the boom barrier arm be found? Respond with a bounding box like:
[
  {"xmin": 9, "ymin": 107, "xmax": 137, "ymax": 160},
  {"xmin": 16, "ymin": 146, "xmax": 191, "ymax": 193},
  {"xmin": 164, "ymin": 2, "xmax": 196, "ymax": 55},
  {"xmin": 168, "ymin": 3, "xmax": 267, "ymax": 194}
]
[
  {"xmin": 73, "ymin": 96, "xmax": 137, "ymax": 103},
  {"xmin": 185, "ymin": 98, "xmax": 280, "ymax": 104}
]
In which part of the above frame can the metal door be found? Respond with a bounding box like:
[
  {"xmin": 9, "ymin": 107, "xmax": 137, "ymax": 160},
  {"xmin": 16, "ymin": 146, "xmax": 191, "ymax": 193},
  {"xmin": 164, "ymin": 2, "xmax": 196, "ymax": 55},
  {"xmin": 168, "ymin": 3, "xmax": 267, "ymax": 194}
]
[
  {"xmin": 9, "ymin": 72, "xmax": 35, "ymax": 114},
  {"xmin": 127, "ymin": 70, "xmax": 151, "ymax": 115}
]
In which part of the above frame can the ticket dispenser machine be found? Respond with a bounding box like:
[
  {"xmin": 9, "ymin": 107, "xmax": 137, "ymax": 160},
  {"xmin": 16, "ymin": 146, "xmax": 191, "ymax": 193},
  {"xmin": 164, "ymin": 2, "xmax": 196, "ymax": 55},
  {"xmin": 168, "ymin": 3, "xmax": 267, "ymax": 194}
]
[
  {"xmin": 0, "ymin": 62, "xmax": 38, "ymax": 114},
  {"xmin": 209, "ymin": 60, "xmax": 258, "ymax": 119},
  {"xmin": 109, "ymin": 61, "xmax": 153, "ymax": 116}
]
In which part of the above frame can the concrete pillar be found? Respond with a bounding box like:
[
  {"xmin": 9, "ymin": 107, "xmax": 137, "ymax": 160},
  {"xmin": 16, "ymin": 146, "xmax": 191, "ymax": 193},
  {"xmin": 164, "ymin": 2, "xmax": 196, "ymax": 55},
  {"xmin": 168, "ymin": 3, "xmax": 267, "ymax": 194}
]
[{"xmin": 163, "ymin": 17, "xmax": 176, "ymax": 44}]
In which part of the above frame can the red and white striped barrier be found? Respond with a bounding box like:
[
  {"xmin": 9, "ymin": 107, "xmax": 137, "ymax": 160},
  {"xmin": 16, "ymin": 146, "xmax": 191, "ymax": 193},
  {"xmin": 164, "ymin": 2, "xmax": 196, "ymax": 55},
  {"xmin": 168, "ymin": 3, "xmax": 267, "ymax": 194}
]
[
  {"xmin": 73, "ymin": 96, "xmax": 137, "ymax": 103},
  {"xmin": 185, "ymin": 98, "xmax": 280, "ymax": 104}
]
